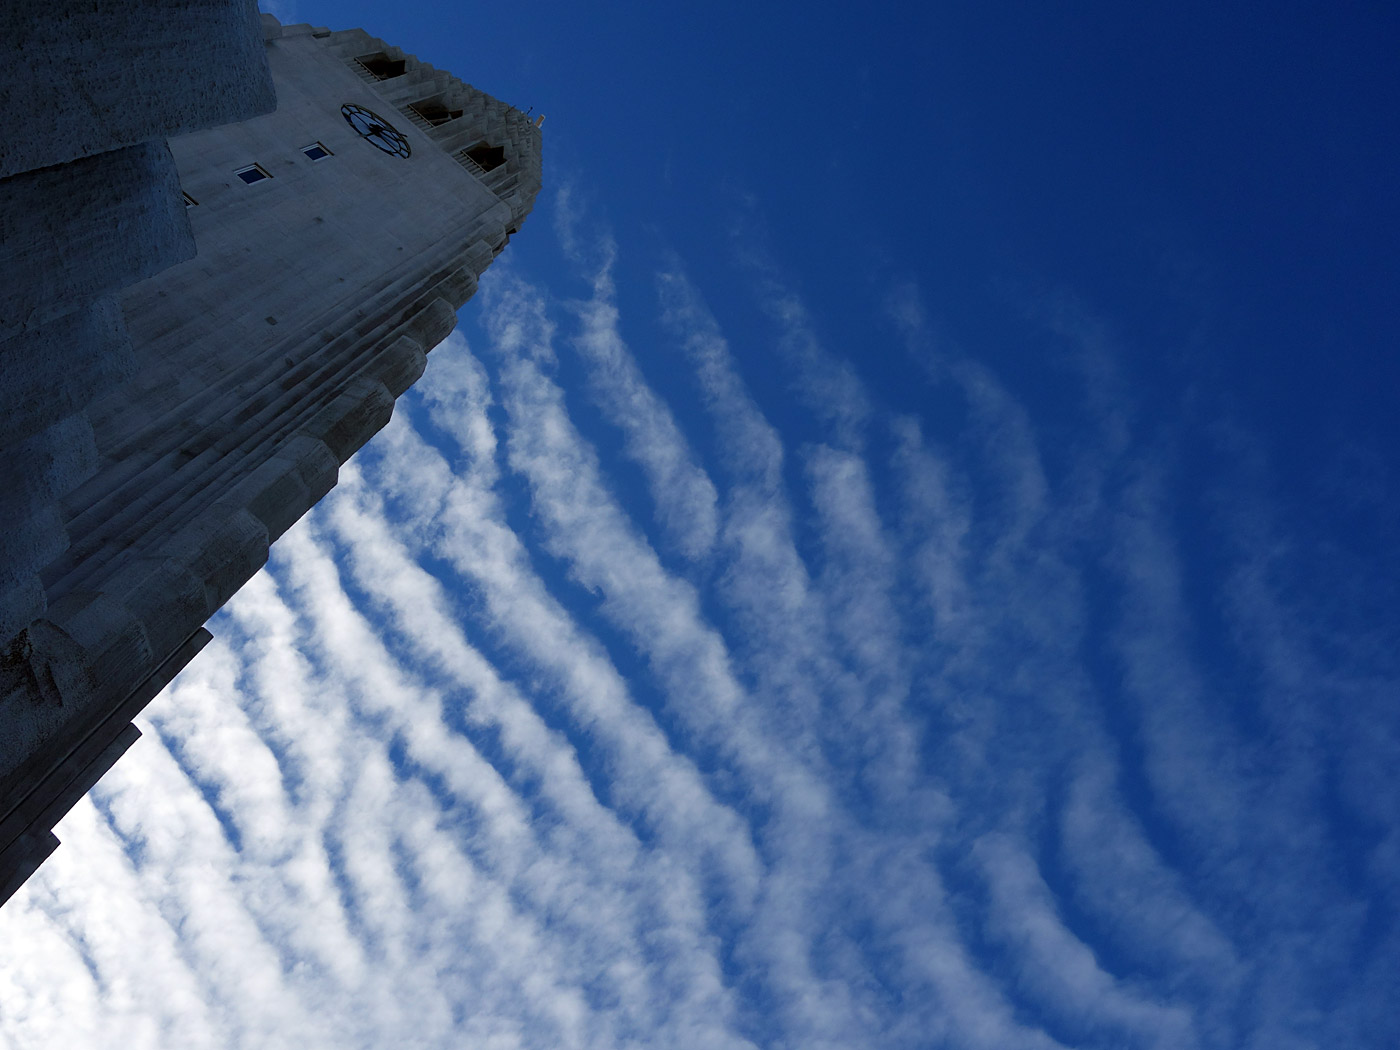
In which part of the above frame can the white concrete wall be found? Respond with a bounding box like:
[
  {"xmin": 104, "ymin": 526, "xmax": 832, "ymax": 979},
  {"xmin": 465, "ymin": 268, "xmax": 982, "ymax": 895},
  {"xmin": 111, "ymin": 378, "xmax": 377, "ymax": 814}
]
[{"xmin": 118, "ymin": 28, "xmax": 511, "ymax": 401}]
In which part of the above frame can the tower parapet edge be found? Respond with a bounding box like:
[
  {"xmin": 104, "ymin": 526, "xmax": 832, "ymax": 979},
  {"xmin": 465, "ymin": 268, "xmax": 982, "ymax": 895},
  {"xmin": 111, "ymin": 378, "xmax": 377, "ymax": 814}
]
[{"xmin": 323, "ymin": 27, "xmax": 543, "ymax": 231}]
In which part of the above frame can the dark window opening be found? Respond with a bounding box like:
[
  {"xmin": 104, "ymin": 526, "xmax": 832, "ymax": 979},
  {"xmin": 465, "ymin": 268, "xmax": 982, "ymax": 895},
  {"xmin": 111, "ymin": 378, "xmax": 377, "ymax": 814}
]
[
  {"xmin": 302, "ymin": 142, "xmax": 332, "ymax": 161},
  {"xmin": 408, "ymin": 100, "xmax": 464, "ymax": 127},
  {"xmin": 357, "ymin": 52, "xmax": 406, "ymax": 79},
  {"xmin": 183, "ymin": 191, "xmax": 198, "ymax": 206},
  {"xmin": 464, "ymin": 142, "xmax": 507, "ymax": 171},
  {"xmin": 235, "ymin": 164, "xmax": 271, "ymax": 185}
]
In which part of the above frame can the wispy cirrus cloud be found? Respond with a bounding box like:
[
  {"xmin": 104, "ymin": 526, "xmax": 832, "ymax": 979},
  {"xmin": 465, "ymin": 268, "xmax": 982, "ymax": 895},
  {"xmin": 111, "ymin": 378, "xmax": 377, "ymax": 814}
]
[
  {"xmin": 2, "ymin": 192, "xmax": 1397, "ymax": 1050},
  {"xmin": 554, "ymin": 187, "xmax": 720, "ymax": 562}
]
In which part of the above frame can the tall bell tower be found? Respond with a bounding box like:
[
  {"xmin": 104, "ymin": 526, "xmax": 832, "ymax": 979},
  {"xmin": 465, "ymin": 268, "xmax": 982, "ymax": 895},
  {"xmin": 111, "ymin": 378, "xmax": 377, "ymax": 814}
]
[{"xmin": 0, "ymin": 14, "xmax": 542, "ymax": 904}]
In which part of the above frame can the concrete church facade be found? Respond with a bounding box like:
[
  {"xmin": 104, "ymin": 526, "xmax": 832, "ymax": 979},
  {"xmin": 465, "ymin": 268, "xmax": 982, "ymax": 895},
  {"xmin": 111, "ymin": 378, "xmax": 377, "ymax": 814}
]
[{"xmin": 0, "ymin": 11, "xmax": 541, "ymax": 903}]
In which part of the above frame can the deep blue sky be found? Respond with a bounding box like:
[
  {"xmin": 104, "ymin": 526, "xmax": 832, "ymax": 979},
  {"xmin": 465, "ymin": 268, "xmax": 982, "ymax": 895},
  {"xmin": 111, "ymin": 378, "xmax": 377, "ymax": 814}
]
[
  {"xmin": 3, "ymin": 4, "xmax": 1398, "ymax": 1049},
  {"xmin": 349, "ymin": 0, "xmax": 1399, "ymax": 518}
]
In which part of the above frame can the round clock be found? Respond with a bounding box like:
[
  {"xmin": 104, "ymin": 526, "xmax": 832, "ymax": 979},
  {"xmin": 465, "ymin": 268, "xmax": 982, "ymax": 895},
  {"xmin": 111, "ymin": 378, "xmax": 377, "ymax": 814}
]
[{"xmin": 340, "ymin": 103, "xmax": 411, "ymax": 159}]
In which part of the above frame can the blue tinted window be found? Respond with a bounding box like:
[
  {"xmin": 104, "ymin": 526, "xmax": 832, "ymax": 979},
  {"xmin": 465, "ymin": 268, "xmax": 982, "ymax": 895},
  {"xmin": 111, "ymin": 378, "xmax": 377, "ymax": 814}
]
[{"xmin": 235, "ymin": 165, "xmax": 270, "ymax": 184}]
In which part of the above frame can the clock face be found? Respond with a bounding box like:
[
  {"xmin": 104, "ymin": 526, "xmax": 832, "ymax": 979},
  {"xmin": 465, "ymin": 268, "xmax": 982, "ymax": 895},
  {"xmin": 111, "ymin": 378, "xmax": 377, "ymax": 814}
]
[{"xmin": 340, "ymin": 103, "xmax": 411, "ymax": 159}]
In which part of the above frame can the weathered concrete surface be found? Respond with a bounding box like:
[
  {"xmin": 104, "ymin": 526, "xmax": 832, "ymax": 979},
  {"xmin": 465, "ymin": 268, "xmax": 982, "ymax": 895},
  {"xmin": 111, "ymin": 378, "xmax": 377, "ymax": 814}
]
[
  {"xmin": 0, "ymin": 299, "xmax": 135, "ymax": 446},
  {"xmin": 0, "ymin": 0, "xmax": 274, "ymax": 178},
  {"xmin": 0, "ymin": 143, "xmax": 186, "ymax": 643},
  {"xmin": 0, "ymin": 409, "xmax": 98, "ymax": 642},
  {"xmin": 0, "ymin": 142, "xmax": 193, "ymax": 343}
]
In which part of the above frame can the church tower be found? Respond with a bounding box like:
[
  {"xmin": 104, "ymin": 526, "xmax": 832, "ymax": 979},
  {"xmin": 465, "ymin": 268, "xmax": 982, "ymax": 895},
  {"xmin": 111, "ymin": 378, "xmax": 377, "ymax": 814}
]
[{"xmin": 0, "ymin": 15, "xmax": 542, "ymax": 903}]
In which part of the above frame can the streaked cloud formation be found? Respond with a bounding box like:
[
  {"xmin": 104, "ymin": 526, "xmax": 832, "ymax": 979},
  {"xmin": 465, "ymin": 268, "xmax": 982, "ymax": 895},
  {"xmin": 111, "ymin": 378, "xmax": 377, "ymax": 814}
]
[{"xmin": 2, "ymin": 194, "xmax": 1396, "ymax": 1050}]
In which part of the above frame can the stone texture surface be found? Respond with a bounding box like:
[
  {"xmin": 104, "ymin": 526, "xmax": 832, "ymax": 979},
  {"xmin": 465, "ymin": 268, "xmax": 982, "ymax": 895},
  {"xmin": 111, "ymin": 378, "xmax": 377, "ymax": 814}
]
[
  {"xmin": 0, "ymin": 15, "xmax": 541, "ymax": 905},
  {"xmin": 0, "ymin": 0, "xmax": 275, "ymax": 178},
  {"xmin": 0, "ymin": 142, "xmax": 193, "ymax": 343},
  {"xmin": 0, "ymin": 299, "xmax": 134, "ymax": 446},
  {"xmin": 0, "ymin": 412, "xmax": 97, "ymax": 624}
]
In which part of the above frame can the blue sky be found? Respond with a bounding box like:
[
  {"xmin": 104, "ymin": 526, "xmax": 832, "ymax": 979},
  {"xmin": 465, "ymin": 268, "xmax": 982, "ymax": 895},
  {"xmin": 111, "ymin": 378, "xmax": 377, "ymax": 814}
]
[{"xmin": 2, "ymin": 3, "xmax": 1398, "ymax": 1048}]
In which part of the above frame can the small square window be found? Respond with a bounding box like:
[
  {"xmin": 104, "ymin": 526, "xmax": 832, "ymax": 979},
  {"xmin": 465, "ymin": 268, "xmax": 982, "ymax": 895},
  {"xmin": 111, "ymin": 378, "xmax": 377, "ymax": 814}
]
[
  {"xmin": 302, "ymin": 143, "xmax": 332, "ymax": 161},
  {"xmin": 235, "ymin": 164, "xmax": 271, "ymax": 185},
  {"xmin": 182, "ymin": 191, "xmax": 198, "ymax": 207}
]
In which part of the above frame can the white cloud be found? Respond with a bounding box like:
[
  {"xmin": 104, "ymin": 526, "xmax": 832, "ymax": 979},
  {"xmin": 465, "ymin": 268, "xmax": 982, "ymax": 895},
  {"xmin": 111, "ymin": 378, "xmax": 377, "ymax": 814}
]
[
  {"xmin": 3, "ymin": 203, "xmax": 1396, "ymax": 1050},
  {"xmin": 973, "ymin": 832, "xmax": 1199, "ymax": 1050},
  {"xmin": 553, "ymin": 194, "xmax": 719, "ymax": 561}
]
